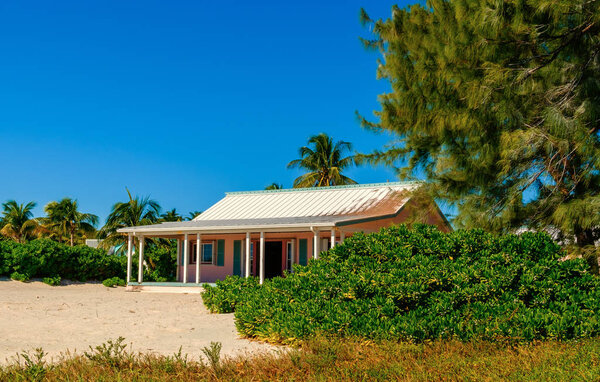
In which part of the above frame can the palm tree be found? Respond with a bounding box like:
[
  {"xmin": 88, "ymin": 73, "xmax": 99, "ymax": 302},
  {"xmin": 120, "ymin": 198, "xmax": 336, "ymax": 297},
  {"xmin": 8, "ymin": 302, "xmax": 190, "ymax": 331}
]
[
  {"xmin": 0, "ymin": 200, "xmax": 39, "ymax": 243},
  {"xmin": 186, "ymin": 211, "xmax": 202, "ymax": 221},
  {"xmin": 161, "ymin": 208, "xmax": 182, "ymax": 222},
  {"xmin": 42, "ymin": 198, "xmax": 98, "ymax": 246},
  {"xmin": 265, "ymin": 183, "xmax": 283, "ymax": 190},
  {"xmin": 99, "ymin": 189, "xmax": 161, "ymax": 249},
  {"xmin": 287, "ymin": 133, "xmax": 357, "ymax": 188}
]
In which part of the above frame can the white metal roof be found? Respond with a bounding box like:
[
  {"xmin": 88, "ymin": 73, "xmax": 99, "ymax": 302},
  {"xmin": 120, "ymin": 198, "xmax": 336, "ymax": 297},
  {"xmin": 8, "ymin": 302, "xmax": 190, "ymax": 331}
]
[
  {"xmin": 196, "ymin": 182, "xmax": 417, "ymax": 221},
  {"xmin": 118, "ymin": 182, "xmax": 418, "ymax": 234}
]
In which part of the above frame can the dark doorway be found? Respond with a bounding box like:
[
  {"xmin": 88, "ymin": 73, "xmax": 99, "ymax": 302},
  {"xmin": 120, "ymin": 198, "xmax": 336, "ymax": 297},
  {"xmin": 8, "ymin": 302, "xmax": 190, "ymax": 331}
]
[{"xmin": 264, "ymin": 241, "xmax": 283, "ymax": 279}]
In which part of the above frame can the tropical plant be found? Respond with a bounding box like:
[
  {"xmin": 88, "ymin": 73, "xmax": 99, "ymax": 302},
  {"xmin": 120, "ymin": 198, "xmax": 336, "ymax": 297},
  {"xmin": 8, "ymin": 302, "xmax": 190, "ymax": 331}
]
[
  {"xmin": 0, "ymin": 200, "xmax": 39, "ymax": 243},
  {"xmin": 357, "ymin": 2, "xmax": 600, "ymax": 258},
  {"xmin": 287, "ymin": 133, "xmax": 356, "ymax": 188},
  {"xmin": 265, "ymin": 183, "xmax": 283, "ymax": 190},
  {"xmin": 186, "ymin": 211, "xmax": 202, "ymax": 221},
  {"xmin": 161, "ymin": 208, "xmax": 182, "ymax": 222},
  {"xmin": 98, "ymin": 189, "xmax": 161, "ymax": 250},
  {"xmin": 204, "ymin": 225, "xmax": 600, "ymax": 343},
  {"xmin": 42, "ymin": 198, "xmax": 98, "ymax": 246}
]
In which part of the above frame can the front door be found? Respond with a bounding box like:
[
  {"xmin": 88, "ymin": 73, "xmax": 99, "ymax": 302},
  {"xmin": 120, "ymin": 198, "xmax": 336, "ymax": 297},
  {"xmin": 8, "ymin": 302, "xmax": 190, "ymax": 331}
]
[{"xmin": 264, "ymin": 241, "xmax": 283, "ymax": 279}]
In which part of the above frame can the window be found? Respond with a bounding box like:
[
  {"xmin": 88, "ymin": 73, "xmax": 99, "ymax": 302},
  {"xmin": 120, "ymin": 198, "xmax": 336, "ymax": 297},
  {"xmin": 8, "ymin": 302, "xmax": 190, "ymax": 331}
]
[
  {"xmin": 286, "ymin": 241, "xmax": 293, "ymax": 272},
  {"xmin": 202, "ymin": 243, "xmax": 214, "ymax": 264},
  {"xmin": 189, "ymin": 242, "xmax": 214, "ymax": 264}
]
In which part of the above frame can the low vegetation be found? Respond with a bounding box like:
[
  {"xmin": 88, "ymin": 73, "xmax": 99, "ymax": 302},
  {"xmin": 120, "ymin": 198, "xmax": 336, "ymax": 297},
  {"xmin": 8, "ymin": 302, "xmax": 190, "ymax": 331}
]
[
  {"xmin": 0, "ymin": 238, "xmax": 176, "ymax": 283},
  {"xmin": 203, "ymin": 225, "xmax": 600, "ymax": 344},
  {"xmin": 2, "ymin": 337, "xmax": 600, "ymax": 381}
]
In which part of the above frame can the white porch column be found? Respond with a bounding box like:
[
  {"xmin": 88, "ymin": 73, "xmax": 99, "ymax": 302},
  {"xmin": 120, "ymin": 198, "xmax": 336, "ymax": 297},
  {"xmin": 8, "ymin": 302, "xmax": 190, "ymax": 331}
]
[
  {"xmin": 245, "ymin": 232, "xmax": 251, "ymax": 278},
  {"xmin": 183, "ymin": 234, "xmax": 189, "ymax": 283},
  {"xmin": 126, "ymin": 234, "xmax": 133, "ymax": 283},
  {"xmin": 291, "ymin": 238, "xmax": 296, "ymax": 272},
  {"xmin": 259, "ymin": 232, "xmax": 265, "ymax": 284},
  {"xmin": 313, "ymin": 229, "xmax": 320, "ymax": 260},
  {"xmin": 137, "ymin": 236, "xmax": 144, "ymax": 283},
  {"xmin": 176, "ymin": 239, "xmax": 181, "ymax": 280},
  {"xmin": 195, "ymin": 233, "xmax": 201, "ymax": 284},
  {"xmin": 330, "ymin": 229, "xmax": 336, "ymax": 249},
  {"xmin": 340, "ymin": 231, "xmax": 345, "ymax": 243}
]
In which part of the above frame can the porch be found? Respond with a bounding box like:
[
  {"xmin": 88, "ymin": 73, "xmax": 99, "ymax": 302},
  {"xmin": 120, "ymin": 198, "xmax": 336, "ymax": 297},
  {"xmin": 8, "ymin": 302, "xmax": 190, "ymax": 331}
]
[{"xmin": 124, "ymin": 228, "xmax": 350, "ymax": 287}]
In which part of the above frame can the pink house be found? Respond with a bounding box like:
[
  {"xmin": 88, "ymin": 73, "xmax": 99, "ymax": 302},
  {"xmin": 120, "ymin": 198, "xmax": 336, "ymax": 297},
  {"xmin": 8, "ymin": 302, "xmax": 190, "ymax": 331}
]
[{"xmin": 118, "ymin": 182, "xmax": 451, "ymax": 289}]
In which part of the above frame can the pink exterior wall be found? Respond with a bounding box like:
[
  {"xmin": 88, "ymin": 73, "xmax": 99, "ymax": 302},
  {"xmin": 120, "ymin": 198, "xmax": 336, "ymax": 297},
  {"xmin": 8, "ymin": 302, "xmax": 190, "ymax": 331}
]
[
  {"xmin": 175, "ymin": 202, "xmax": 450, "ymax": 283},
  {"xmin": 176, "ymin": 232, "xmax": 322, "ymax": 283}
]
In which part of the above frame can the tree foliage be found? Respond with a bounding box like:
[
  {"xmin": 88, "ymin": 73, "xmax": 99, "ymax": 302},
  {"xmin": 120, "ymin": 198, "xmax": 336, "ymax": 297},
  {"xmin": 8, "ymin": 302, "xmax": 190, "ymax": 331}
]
[
  {"xmin": 98, "ymin": 189, "xmax": 161, "ymax": 249},
  {"xmin": 0, "ymin": 200, "xmax": 39, "ymax": 243},
  {"xmin": 359, "ymin": 1, "xmax": 600, "ymax": 247},
  {"xmin": 288, "ymin": 133, "xmax": 357, "ymax": 187},
  {"xmin": 42, "ymin": 198, "xmax": 98, "ymax": 246},
  {"xmin": 160, "ymin": 208, "xmax": 182, "ymax": 222}
]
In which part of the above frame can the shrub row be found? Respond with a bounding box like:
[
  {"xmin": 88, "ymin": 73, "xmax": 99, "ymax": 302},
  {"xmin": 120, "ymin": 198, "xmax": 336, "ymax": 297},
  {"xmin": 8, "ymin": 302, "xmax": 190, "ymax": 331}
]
[
  {"xmin": 0, "ymin": 238, "xmax": 177, "ymax": 283},
  {"xmin": 202, "ymin": 225, "xmax": 600, "ymax": 343}
]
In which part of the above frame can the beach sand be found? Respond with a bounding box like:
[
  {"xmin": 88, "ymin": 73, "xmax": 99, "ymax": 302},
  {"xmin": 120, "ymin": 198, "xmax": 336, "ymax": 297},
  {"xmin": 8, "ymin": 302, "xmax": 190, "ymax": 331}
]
[{"xmin": 0, "ymin": 280, "xmax": 275, "ymax": 364}]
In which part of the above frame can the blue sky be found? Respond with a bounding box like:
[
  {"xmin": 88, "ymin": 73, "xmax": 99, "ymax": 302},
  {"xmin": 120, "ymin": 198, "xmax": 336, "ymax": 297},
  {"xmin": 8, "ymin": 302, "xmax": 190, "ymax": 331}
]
[{"xmin": 0, "ymin": 0, "xmax": 415, "ymax": 222}]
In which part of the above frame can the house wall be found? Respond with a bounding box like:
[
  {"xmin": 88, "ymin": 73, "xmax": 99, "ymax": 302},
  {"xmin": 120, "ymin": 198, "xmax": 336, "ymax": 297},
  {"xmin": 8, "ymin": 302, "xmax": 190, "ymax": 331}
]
[
  {"xmin": 174, "ymin": 202, "xmax": 450, "ymax": 283},
  {"xmin": 342, "ymin": 200, "xmax": 451, "ymax": 233},
  {"xmin": 177, "ymin": 232, "xmax": 324, "ymax": 283}
]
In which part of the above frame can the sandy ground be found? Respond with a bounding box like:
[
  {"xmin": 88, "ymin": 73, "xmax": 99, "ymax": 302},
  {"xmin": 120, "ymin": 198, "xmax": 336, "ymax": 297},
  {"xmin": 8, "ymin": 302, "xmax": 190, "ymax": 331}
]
[{"xmin": 0, "ymin": 280, "xmax": 276, "ymax": 364}]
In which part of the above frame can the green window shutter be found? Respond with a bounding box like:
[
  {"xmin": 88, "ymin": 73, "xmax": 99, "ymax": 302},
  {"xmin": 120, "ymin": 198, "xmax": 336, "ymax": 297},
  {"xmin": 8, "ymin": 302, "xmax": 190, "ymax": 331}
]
[
  {"xmin": 299, "ymin": 239, "xmax": 307, "ymax": 266},
  {"xmin": 233, "ymin": 240, "xmax": 242, "ymax": 276},
  {"xmin": 217, "ymin": 239, "xmax": 225, "ymax": 267}
]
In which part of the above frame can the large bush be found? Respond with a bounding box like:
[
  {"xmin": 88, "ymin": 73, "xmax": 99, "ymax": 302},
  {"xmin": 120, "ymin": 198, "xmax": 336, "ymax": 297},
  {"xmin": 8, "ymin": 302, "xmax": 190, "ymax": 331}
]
[
  {"xmin": 202, "ymin": 276, "xmax": 260, "ymax": 313},
  {"xmin": 203, "ymin": 225, "xmax": 600, "ymax": 343},
  {"xmin": 0, "ymin": 238, "xmax": 176, "ymax": 282}
]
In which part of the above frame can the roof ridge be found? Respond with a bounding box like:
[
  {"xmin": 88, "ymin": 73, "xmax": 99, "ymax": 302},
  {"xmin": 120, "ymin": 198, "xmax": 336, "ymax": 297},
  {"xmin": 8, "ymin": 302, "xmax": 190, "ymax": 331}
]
[{"xmin": 225, "ymin": 181, "xmax": 421, "ymax": 196}]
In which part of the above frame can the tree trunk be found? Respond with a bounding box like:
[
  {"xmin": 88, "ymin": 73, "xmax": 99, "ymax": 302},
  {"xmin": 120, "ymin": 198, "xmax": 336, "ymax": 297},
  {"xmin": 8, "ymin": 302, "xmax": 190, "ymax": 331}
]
[{"xmin": 70, "ymin": 224, "xmax": 74, "ymax": 247}]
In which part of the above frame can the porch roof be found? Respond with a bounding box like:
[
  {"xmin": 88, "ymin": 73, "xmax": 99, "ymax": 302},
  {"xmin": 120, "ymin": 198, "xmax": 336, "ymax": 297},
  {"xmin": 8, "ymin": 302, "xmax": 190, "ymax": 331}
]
[{"xmin": 117, "ymin": 182, "xmax": 418, "ymax": 235}]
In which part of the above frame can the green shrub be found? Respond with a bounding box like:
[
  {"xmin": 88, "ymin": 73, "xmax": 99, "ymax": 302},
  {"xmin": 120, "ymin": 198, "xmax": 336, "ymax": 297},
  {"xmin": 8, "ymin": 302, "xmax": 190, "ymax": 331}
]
[
  {"xmin": 144, "ymin": 245, "xmax": 177, "ymax": 282},
  {"xmin": 0, "ymin": 238, "xmax": 180, "ymax": 283},
  {"xmin": 10, "ymin": 271, "xmax": 29, "ymax": 282},
  {"xmin": 42, "ymin": 276, "xmax": 61, "ymax": 286},
  {"xmin": 102, "ymin": 277, "xmax": 126, "ymax": 288},
  {"xmin": 205, "ymin": 225, "xmax": 600, "ymax": 343},
  {"xmin": 202, "ymin": 276, "xmax": 260, "ymax": 313}
]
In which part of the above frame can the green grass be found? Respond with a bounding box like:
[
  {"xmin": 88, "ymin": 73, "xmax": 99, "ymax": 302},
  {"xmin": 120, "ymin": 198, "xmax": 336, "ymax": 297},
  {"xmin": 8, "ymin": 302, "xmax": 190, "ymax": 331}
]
[{"xmin": 2, "ymin": 338, "xmax": 600, "ymax": 381}]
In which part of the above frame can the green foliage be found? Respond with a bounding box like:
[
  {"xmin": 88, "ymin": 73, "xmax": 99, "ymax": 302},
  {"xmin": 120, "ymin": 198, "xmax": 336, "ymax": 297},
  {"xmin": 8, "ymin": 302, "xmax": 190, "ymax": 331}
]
[
  {"xmin": 102, "ymin": 277, "xmax": 125, "ymax": 288},
  {"xmin": 42, "ymin": 276, "xmax": 61, "ymax": 286},
  {"xmin": 10, "ymin": 271, "xmax": 29, "ymax": 282},
  {"xmin": 0, "ymin": 239, "xmax": 125, "ymax": 281},
  {"xmin": 287, "ymin": 133, "xmax": 357, "ymax": 187},
  {"xmin": 144, "ymin": 244, "xmax": 177, "ymax": 282},
  {"xmin": 0, "ymin": 200, "xmax": 38, "ymax": 243},
  {"xmin": 200, "ymin": 342, "xmax": 222, "ymax": 374},
  {"xmin": 206, "ymin": 225, "xmax": 600, "ymax": 343},
  {"xmin": 41, "ymin": 197, "xmax": 98, "ymax": 246},
  {"xmin": 358, "ymin": 1, "xmax": 600, "ymax": 247},
  {"xmin": 0, "ymin": 238, "xmax": 177, "ymax": 283},
  {"xmin": 16, "ymin": 348, "xmax": 48, "ymax": 381},
  {"xmin": 202, "ymin": 276, "xmax": 259, "ymax": 313},
  {"xmin": 98, "ymin": 189, "xmax": 161, "ymax": 250},
  {"xmin": 84, "ymin": 337, "xmax": 132, "ymax": 368}
]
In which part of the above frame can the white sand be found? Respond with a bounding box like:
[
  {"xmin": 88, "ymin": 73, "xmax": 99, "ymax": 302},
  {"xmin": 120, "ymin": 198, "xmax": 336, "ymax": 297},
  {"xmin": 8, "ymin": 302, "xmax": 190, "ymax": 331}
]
[{"xmin": 0, "ymin": 280, "xmax": 275, "ymax": 364}]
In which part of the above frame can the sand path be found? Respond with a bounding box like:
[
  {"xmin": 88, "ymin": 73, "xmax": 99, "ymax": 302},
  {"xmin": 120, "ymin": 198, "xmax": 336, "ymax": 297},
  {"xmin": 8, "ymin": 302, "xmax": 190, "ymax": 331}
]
[{"xmin": 0, "ymin": 280, "xmax": 275, "ymax": 364}]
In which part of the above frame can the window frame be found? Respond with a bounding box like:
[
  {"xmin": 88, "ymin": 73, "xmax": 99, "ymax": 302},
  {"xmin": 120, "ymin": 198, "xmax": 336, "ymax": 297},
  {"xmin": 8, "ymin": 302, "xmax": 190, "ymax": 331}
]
[{"xmin": 189, "ymin": 242, "xmax": 214, "ymax": 265}]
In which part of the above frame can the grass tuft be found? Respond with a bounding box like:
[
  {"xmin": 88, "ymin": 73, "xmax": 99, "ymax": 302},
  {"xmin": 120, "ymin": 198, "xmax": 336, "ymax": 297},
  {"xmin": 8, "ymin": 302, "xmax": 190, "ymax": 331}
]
[{"xmin": 1, "ymin": 338, "xmax": 599, "ymax": 381}]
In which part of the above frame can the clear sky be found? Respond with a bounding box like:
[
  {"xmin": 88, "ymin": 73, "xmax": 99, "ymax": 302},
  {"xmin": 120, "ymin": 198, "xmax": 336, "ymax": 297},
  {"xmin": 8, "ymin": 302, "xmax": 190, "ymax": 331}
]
[{"xmin": 0, "ymin": 0, "xmax": 416, "ymax": 223}]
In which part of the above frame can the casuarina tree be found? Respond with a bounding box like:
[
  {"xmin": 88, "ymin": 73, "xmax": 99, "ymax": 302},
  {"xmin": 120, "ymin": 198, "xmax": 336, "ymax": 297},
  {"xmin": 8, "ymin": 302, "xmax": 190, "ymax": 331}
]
[{"xmin": 358, "ymin": 1, "xmax": 600, "ymax": 256}]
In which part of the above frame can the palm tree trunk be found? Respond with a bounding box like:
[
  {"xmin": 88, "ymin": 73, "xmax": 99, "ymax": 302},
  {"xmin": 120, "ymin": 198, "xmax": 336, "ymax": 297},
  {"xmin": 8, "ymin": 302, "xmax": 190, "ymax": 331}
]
[{"xmin": 70, "ymin": 224, "xmax": 75, "ymax": 247}]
